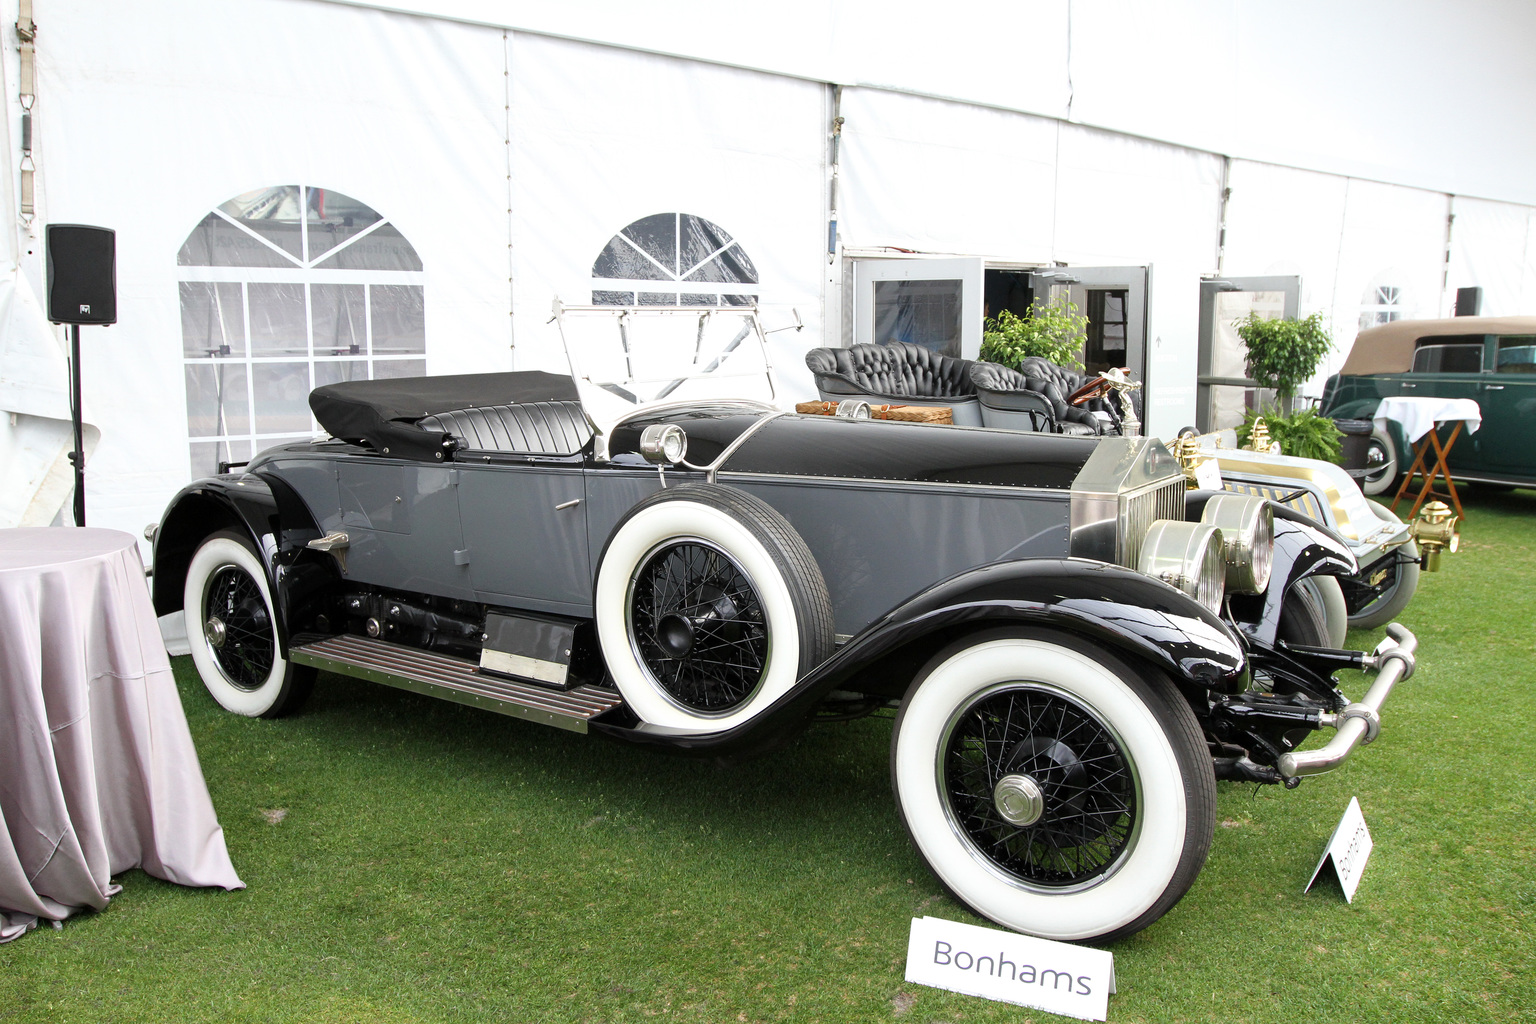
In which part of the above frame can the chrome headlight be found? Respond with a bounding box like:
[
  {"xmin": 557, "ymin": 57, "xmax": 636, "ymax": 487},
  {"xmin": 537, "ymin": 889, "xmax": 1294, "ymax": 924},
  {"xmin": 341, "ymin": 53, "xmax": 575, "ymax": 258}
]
[
  {"xmin": 1199, "ymin": 493, "xmax": 1274, "ymax": 594},
  {"xmin": 1138, "ymin": 520, "xmax": 1226, "ymax": 614},
  {"xmin": 638, "ymin": 423, "xmax": 688, "ymax": 465}
]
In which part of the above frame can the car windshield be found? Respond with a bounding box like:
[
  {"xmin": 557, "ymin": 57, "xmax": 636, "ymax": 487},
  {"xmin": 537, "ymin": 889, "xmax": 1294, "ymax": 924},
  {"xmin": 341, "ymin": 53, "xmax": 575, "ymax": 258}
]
[{"xmin": 554, "ymin": 303, "xmax": 780, "ymax": 435}]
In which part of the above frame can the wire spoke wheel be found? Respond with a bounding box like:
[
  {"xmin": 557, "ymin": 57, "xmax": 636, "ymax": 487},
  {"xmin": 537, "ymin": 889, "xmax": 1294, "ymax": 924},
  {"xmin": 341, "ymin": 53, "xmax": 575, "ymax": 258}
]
[
  {"xmin": 890, "ymin": 631, "xmax": 1215, "ymax": 941},
  {"xmin": 943, "ymin": 684, "xmax": 1137, "ymax": 889},
  {"xmin": 630, "ymin": 540, "xmax": 769, "ymax": 712},
  {"xmin": 204, "ymin": 564, "xmax": 276, "ymax": 691},
  {"xmin": 184, "ymin": 531, "xmax": 313, "ymax": 718},
  {"xmin": 595, "ymin": 484, "xmax": 832, "ymax": 733}
]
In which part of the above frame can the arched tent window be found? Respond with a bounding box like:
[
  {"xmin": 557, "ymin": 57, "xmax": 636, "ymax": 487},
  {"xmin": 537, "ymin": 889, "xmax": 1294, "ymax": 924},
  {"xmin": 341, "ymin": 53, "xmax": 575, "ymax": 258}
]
[
  {"xmin": 178, "ymin": 185, "xmax": 424, "ymax": 478},
  {"xmin": 591, "ymin": 213, "xmax": 758, "ymax": 306},
  {"xmin": 1359, "ymin": 280, "xmax": 1406, "ymax": 332}
]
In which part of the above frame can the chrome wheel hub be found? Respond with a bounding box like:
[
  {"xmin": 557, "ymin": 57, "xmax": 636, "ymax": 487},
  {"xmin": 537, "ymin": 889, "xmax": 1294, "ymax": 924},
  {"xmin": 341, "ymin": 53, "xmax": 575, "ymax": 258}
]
[
  {"xmin": 205, "ymin": 615, "xmax": 227, "ymax": 650},
  {"xmin": 992, "ymin": 773, "xmax": 1045, "ymax": 826}
]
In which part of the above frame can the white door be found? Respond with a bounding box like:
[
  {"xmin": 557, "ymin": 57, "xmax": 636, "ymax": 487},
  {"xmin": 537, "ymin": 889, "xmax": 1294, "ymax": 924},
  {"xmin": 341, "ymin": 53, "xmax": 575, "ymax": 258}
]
[
  {"xmin": 852, "ymin": 258, "xmax": 984, "ymax": 359},
  {"xmin": 1028, "ymin": 266, "xmax": 1150, "ymax": 383},
  {"xmin": 1196, "ymin": 276, "xmax": 1302, "ymax": 432}
]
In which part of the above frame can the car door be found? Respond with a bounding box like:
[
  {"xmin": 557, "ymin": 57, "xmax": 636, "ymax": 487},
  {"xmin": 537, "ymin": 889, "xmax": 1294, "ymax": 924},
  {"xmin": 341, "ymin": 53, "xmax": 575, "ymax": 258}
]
[
  {"xmin": 1403, "ymin": 337, "xmax": 1489, "ymax": 474},
  {"xmin": 455, "ymin": 458, "xmax": 592, "ymax": 617},
  {"xmin": 336, "ymin": 458, "xmax": 475, "ymax": 601},
  {"xmin": 1479, "ymin": 334, "xmax": 1536, "ymax": 477}
]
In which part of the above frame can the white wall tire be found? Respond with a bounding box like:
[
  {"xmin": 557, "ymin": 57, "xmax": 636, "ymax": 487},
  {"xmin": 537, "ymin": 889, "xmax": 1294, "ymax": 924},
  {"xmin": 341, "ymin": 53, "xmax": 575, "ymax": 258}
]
[
  {"xmin": 890, "ymin": 631, "xmax": 1215, "ymax": 942},
  {"xmin": 1361, "ymin": 426, "xmax": 1402, "ymax": 497},
  {"xmin": 1290, "ymin": 576, "xmax": 1348, "ymax": 647},
  {"xmin": 594, "ymin": 485, "xmax": 833, "ymax": 733},
  {"xmin": 184, "ymin": 531, "xmax": 313, "ymax": 718},
  {"xmin": 1346, "ymin": 499, "xmax": 1420, "ymax": 629}
]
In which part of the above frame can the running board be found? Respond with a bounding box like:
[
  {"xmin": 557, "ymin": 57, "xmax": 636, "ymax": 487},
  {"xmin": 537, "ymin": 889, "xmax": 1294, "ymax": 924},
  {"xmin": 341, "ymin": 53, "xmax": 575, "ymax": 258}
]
[{"xmin": 289, "ymin": 634, "xmax": 624, "ymax": 734}]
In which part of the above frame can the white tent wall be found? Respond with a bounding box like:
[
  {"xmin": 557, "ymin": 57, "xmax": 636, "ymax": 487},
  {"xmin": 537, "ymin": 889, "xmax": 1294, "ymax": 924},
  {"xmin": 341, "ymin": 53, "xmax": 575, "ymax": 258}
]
[
  {"xmin": 1326, "ymin": 179, "xmax": 1451, "ymax": 380},
  {"xmin": 1221, "ymin": 160, "xmax": 1350, "ymax": 311},
  {"xmin": 1050, "ymin": 124, "xmax": 1223, "ymax": 436},
  {"xmin": 332, "ymin": 1, "xmax": 1536, "ymax": 208},
  {"xmin": 1065, "ymin": 0, "xmax": 1536, "ymax": 207},
  {"xmin": 1446, "ymin": 196, "xmax": 1536, "ymax": 319},
  {"xmin": 27, "ymin": 0, "xmax": 512, "ymax": 553},
  {"xmin": 505, "ymin": 34, "xmax": 829, "ymax": 396},
  {"xmin": 836, "ymin": 88, "xmax": 1057, "ymax": 261}
]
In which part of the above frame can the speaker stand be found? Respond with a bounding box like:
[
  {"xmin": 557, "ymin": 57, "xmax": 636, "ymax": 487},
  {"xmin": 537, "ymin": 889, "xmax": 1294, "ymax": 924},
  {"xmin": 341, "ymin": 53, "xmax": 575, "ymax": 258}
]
[{"xmin": 68, "ymin": 322, "xmax": 86, "ymax": 526}]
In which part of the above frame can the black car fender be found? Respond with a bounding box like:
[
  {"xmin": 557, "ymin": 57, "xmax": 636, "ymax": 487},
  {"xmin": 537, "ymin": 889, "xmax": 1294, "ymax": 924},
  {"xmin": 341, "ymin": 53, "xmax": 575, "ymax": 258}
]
[
  {"xmin": 594, "ymin": 557, "xmax": 1250, "ymax": 760},
  {"xmin": 151, "ymin": 472, "xmax": 336, "ymax": 656},
  {"xmin": 1226, "ymin": 505, "xmax": 1359, "ymax": 646}
]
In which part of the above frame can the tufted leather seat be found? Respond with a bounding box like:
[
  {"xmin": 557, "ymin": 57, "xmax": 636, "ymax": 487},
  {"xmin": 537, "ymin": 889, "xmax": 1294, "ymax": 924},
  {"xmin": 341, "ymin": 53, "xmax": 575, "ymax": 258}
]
[
  {"xmin": 417, "ymin": 401, "xmax": 592, "ymax": 455},
  {"xmin": 970, "ymin": 360, "xmax": 1107, "ymax": 435},
  {"xmin": 804, "ymin": 342, "xmax": 982, "ymax": 426}
]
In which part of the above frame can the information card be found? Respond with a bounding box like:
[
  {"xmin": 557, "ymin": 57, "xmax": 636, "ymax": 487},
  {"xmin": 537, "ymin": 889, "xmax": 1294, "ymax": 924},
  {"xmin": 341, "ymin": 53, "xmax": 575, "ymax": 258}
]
[
  {"xmin": 905, "ymin": 916, "xmax": 1115, "ymax": 1021},
  {"xmin": 1305, "ymin": 796, "xmax": 1374, "ymax": 902}
]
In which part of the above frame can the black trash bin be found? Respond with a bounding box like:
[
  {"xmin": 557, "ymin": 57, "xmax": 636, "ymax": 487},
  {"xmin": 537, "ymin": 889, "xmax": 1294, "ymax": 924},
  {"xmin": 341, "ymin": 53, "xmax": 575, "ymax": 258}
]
[{"xmin": 1334, "ymin": 418, "xmax": 1373, "ymax": 479}]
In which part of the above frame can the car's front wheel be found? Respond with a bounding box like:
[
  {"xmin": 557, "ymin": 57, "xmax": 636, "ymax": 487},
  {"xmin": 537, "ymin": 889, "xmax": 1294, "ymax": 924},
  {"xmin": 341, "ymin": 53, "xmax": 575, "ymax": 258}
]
[
  {"xmin": 891, "ymin": 630, "xmax": 1215, "ymax": 942},
  {"xmin": 594, "ymin": 484, "xmax": 833, "ymax": 733},
  {"xmin": 1283, "ymin": 576, "xmax": 1348, "ymax": 648},
  {"xmin": 1361, "ymin": 426, "xmax": 1403, "ymax": 497},
  {"xmin": 1346, "ymin": 499, "xmax": 1420, "ymax": 629},
  {"xmin": 184, "ymin": 531, "xmax": 313, "ymax": 717}
]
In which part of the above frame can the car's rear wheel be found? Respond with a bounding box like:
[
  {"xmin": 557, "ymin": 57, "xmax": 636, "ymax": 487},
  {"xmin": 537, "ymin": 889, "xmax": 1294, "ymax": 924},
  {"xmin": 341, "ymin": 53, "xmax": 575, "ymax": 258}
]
[
  {"xmin": 1346, "ymin": 499, "xmax": 1420, "ymax": 629},
  {"xmin": 594, "ymin": 484, "xmax": 833, "ymax": 733},
  {"xmin": 184, "ymin": 531, "xmax": 313, "ymax": 717},
  {"xmin": 1361, "ymin": 426, "xmax": 1402, "ymax": 497},
  {"xmin": 890, "ymin": 630, "xmax": 1215, "ymax": 942}
]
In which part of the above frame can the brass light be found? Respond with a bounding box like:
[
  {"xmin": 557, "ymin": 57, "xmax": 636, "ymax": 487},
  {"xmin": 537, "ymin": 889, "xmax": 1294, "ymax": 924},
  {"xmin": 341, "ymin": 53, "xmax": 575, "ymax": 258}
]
[{"xmin": 1408, "ymin": 500, "xmax": 1459, "ymax": 572}]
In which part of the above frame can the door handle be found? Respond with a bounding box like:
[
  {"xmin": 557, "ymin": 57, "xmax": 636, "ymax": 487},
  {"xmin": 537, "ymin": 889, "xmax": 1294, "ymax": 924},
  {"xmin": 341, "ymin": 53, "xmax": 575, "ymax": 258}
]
[{"xmin": 1482, "ymin": 384, "xmax": 1506, "ymax": 390}]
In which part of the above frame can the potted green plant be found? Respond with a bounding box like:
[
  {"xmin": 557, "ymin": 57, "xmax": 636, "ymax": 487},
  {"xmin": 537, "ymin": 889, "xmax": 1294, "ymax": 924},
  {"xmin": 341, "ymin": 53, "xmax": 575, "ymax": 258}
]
[
  {"xmin": 980, "ymin": 296, "xmax": 1088, "ymax": 372},
  {"xmin": 1234, "ymin": 311, "xmax": 1342, "ymax": 462}
]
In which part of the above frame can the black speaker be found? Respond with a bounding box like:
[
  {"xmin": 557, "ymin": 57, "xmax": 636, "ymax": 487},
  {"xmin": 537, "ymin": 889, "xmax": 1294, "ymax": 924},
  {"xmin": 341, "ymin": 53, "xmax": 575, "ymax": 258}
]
[
  {"xmin": 1454, "ymin": 286, "xmax": 1482, "ymax": 317},
  {"xmin": 46, "ymin": 223, "xmax": 117, "ymax": 325}
]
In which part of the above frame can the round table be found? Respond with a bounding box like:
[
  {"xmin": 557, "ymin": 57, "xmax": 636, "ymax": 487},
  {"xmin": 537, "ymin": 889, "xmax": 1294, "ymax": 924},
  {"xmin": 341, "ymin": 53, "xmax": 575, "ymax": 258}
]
[{"xmin": 0, "ymin": 528, "xmax": 243, "ymax": 943}]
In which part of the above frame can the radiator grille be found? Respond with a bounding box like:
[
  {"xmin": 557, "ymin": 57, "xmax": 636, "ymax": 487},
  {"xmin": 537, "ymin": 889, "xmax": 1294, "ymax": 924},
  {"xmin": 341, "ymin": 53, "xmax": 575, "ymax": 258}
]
[
  {"xmin": 1118, "ymin": 476, "xmax": 1188, "ymax": 569},
  {"xmin": 1221, "ymin": 479, "xmax": 1326, "ymax": 524}
]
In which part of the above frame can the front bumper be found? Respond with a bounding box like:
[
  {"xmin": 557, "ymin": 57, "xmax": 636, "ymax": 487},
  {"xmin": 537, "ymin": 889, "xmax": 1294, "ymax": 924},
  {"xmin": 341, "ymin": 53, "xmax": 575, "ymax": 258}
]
[{"xmin": 1277, "ymin": 623, "xmax": 1418, "ymax": 778}]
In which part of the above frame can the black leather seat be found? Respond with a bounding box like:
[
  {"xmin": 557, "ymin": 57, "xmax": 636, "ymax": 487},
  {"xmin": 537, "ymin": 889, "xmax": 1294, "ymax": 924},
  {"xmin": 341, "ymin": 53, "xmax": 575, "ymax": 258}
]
[
  {"xmin": 804, "ymin": 342, "xmax": 982, "ymax": 426},
  {"xmin": 417, "ymin": 401, "xmax": 592, "ymax": 454},
  {"xmin": 969, "ymin": 360, "xmax": 1108, "ymax": 435}
]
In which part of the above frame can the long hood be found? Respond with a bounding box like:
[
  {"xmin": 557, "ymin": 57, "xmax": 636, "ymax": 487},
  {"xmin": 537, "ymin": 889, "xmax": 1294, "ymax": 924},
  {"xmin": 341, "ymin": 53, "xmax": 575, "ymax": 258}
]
[{"xmin": 718, "ymin": 414, "xmax": 1100, "ymax": 490}]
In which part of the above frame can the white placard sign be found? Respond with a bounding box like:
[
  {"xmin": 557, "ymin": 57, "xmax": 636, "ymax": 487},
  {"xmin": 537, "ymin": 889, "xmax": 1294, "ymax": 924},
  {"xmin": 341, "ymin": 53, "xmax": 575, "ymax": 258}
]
[
  {"xmin": 1305, "ymin": 796, "xmax": 1374, "ymax": 902},
  {"xmin": 1193, "ymin": 456, "xmax": 1224, "ymax": 491},
  {"xmin": 905, "ymin": 916, "xmax": 1115, "ymax": 1021}
]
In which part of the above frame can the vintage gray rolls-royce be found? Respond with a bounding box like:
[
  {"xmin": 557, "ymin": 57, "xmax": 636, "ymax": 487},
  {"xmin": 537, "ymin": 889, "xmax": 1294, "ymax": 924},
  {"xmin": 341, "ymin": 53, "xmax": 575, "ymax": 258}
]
[{"xmin": 150, "ymin": 306, "xmax": 1419, "ymax": 943}]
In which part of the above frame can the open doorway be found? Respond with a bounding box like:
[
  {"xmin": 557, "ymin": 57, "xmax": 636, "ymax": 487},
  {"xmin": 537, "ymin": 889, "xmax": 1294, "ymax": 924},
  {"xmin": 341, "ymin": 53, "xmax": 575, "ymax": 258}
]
[{"xmin": 847, "ymin": 259, "xmax": 1149, "ymax": 387}]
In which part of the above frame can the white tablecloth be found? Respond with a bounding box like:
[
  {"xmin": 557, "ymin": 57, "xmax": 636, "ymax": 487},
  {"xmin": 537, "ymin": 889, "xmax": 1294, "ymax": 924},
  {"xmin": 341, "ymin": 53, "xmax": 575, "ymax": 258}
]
[
  {"xmin": 0, "ymin": 528, "xmax": 243, "ymax": 943},
  {"xmin": 1372, "ymin": 396, "xmax": 1482, "ymax": 443}
]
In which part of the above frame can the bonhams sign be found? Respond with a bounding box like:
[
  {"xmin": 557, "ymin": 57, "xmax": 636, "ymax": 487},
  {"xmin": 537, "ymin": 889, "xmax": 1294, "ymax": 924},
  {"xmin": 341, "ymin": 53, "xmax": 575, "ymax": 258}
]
[{"xmin": 905, "ymin": 916, "xmax": 1115, "ymax": 1020}]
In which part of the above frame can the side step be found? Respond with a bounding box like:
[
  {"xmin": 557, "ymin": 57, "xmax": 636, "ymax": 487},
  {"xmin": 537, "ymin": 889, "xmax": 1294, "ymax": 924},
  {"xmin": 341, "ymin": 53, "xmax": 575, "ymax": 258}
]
[{"xmin": 289, "ymin": 634, "xmax": 624, "ymax": 734}]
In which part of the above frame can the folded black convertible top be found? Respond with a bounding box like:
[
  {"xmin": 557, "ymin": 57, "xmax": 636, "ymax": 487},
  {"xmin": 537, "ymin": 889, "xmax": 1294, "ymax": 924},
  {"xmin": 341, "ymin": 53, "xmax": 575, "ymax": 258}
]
[{"xmin": 309, "ymin": 371, "xmax": 581, "ymax": 460}]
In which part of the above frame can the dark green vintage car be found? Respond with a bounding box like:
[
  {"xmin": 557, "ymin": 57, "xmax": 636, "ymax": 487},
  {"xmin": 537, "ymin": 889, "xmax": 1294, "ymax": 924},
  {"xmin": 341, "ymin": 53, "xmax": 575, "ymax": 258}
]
[{"xmin": 1320, "ymin": 315, "xmax": 1536, "ymax": 494}]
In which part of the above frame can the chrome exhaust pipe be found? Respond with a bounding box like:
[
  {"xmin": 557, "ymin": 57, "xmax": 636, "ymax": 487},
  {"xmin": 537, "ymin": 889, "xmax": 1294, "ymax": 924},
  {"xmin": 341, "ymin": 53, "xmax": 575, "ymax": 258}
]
[{"xmin": 1277, "ymin": 623, "xmax": 1418, "ymax": 779}]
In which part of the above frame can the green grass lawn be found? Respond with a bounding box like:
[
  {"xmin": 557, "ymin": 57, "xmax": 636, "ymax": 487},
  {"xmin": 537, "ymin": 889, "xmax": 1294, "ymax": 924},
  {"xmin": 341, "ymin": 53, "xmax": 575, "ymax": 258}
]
[{"xmin": 5, "ymin": 489, "xmax": 1534, "ymax": 1023}]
